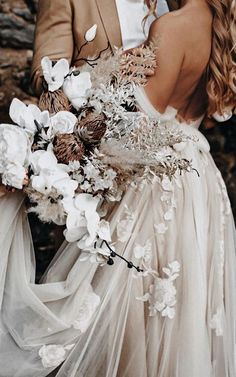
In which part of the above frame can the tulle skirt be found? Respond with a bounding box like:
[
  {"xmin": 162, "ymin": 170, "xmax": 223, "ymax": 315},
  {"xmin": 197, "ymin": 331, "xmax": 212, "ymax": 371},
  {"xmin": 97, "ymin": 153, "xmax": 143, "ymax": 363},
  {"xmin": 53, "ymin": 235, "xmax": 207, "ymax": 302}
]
[{"xmin": 0, "ymin": 124, "xmax": 235, "ymax": 377}]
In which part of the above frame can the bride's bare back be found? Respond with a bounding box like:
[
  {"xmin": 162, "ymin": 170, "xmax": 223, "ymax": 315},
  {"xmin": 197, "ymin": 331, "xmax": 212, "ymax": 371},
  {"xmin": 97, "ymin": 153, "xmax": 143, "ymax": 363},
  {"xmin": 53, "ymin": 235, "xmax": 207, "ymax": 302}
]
[{"xmin": 145, "ymin": 1, "xmax": 213, "ymax": 122}]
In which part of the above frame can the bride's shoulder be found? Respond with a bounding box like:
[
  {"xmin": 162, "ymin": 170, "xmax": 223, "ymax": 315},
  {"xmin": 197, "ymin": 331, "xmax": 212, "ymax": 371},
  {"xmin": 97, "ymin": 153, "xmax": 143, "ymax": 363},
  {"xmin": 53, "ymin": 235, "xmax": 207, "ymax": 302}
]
[{"xmin": 149, "ymin": 10, "xmax": 194, "ymax": 45}]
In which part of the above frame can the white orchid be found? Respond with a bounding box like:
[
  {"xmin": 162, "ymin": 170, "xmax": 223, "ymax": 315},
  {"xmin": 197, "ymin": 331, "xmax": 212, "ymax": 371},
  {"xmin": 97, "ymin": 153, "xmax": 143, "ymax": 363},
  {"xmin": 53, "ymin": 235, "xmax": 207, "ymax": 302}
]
[
  {"xmin": 63, "ymin": 71, "xmax": 92, "ymax": 110},
  {"xmin": 41, "ymin": 57, "xmax": 70, "ymax": 92},
  {"xmin": 79, "ymin": 246, "xmax": 110, "ymax": 264},
  {"xmin": 9, "ymin": 98, "xmax": 49, "ymax": 134},
  {"xmin": 49, "ymin": 111, "xmax": 77, "ymax": 135},
  {"xmin": 30, "ymin": 149, "xmax": 76, "ymax": 196},
  {"xmin": 97, "ymin": 220, "xmax": 111, "ymax": 242},
  {"xmin": 84, "ymin": 24, "xmax": 97, "ymax": 42},
  {"xmin": 63, "ymin": 194, "xmax": 101, "ymax": 247},
  {"xmin": 53, "ymin": 177, "xmax": 78, "ymax": 198}
]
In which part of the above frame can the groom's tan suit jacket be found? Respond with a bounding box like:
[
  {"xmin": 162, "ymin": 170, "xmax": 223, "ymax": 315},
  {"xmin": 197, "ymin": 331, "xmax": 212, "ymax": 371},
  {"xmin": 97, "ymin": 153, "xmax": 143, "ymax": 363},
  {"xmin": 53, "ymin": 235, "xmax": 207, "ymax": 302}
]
[{"xmin": 31, "ymin": 0, "xmax": 177, "ymax": 95}]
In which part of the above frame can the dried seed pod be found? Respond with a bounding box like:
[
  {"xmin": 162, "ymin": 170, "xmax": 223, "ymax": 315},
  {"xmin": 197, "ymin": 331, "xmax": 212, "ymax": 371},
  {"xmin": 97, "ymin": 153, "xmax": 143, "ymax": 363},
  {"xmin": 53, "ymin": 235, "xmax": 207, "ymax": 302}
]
[
  {"xmin": 39, "ymin": 89, "xmax": 71, "ymax": 114},
  {"xmin": 53, "ymin": 133, "xmax": 85, "ymax": 164},
  {"xmin": 76, "ymin": 111, "xmax": 107, "ymax": 144}
]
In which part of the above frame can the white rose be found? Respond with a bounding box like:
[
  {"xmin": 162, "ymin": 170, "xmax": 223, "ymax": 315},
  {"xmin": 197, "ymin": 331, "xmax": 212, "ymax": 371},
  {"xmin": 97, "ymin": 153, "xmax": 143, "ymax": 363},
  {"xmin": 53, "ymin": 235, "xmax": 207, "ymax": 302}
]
[
  {"xmin": 63, "ymin": 72, "xmax": 92, "ymax": 110},
  {"xmin": 2, "ymin": 162, "xmax": 26, "ymax": 189},
  {"xmin": 0, "ymin": 124, "xmax": 29, "ymax": 188},
  {"xmin": 50, "ymin": 111, "xmax": 77, "ymax": 134},
  {"xmin": 30, "ymin": 150, "xmax": 58, "ymax": 175}
]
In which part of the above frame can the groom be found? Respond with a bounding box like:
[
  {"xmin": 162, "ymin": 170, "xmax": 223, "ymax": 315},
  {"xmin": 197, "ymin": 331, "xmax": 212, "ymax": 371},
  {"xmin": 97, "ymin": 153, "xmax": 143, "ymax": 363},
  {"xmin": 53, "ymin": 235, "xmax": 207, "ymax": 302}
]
[{"xmin": 31, "ymin": 0, "xmax": 178, "ymax": 95}]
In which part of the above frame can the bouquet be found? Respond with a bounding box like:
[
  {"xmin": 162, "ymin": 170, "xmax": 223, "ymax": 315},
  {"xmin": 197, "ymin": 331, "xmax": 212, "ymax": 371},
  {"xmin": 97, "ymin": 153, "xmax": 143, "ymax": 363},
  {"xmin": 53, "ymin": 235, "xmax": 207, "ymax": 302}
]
[{"xmin": 0, "ymin": 25, "xmax": 195, "ymax": 270}]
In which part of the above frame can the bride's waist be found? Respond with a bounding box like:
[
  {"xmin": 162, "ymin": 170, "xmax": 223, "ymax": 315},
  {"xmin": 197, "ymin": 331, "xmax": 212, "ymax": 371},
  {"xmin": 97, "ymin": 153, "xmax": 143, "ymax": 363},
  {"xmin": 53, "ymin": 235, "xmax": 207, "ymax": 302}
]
[{"xmin": 170, "ymin": 121, "xmax": 210, "ymax": 154}]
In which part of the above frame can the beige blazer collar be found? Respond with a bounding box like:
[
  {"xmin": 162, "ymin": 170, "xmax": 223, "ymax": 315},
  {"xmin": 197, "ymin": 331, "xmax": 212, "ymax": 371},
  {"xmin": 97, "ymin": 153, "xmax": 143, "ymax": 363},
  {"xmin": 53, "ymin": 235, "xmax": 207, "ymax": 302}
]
[{"xmin": 96, "ymin": 0, "xmax": 122, "ymax": 50}]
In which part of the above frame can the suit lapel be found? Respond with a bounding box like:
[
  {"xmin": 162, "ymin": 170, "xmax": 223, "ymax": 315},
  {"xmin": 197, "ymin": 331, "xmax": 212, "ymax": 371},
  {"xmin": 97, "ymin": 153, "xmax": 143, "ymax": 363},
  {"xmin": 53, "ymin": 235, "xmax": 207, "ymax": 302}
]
[{"xmin": 96, "ymin": 0, "xmax": 122, "ymax": 51}]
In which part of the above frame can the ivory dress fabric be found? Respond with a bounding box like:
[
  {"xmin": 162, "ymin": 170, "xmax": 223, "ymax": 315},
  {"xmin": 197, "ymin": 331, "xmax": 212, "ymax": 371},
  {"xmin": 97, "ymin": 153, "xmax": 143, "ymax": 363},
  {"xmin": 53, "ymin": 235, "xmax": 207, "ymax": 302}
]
[{"xmin": 0, "ymin": 88, "xmax": 235, "ymax": 377}]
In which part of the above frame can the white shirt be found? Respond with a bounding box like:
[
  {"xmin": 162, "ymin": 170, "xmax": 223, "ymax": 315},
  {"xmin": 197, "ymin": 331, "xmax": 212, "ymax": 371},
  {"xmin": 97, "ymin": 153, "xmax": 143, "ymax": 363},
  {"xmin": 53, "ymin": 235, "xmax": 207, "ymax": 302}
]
[{"xmin": 115, "ymin": 0, "xmax": 169, "ymax": 50}]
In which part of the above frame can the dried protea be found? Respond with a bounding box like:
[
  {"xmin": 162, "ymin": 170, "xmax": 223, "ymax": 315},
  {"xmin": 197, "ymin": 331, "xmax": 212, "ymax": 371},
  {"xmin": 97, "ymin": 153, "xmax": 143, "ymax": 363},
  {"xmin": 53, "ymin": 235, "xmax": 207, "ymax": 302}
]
[
  {"xmin": 53, "ymin": 133, "xmax": 85, "ymax": 164},
  {"xmin": 76, "ymin": 111, "xmax": 107, "ymax": 145},
  {"xmin": 39, "ymin": 89, "xmax": 71, "ymax": 114}
]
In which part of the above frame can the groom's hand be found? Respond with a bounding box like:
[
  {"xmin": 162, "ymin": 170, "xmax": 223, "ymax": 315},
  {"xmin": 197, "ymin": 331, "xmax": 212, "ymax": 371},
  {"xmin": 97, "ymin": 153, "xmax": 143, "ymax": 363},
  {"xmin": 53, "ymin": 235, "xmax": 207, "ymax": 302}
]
[{"xmin": 122, "ymin": 45, "xmax": 156, "ymax": 77}]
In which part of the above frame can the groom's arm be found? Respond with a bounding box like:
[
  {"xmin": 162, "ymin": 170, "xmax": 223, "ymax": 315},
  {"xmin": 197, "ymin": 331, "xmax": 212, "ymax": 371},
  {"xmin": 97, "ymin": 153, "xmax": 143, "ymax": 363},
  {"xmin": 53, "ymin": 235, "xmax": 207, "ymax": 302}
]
[{"xmin": 31, "ymin": 0, "xmax": 74, "ymax": 96}]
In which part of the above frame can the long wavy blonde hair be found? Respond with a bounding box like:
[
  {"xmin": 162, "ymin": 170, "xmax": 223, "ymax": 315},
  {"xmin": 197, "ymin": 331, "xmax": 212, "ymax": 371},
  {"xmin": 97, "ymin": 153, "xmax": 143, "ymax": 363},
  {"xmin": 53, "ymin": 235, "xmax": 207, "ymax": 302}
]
[{"xmin": 144, "ymin": 0, "xmax": 236, "ymax": 116}]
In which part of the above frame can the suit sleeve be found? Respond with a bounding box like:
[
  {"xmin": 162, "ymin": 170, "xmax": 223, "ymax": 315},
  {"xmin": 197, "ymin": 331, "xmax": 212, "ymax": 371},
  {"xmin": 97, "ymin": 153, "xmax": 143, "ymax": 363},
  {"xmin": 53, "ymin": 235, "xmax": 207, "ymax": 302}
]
[{"xmin": 31, "ymin": 0, "xmax": 74, "ymax": 96}]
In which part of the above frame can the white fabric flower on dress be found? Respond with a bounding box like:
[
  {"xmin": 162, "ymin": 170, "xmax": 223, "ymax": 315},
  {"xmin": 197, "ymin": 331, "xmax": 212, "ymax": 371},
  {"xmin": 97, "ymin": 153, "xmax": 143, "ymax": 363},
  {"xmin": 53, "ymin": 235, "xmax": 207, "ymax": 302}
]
[
  {"xmin": 9, "ymin": 98, "xmax": 49, "ymax": 134},
  {"xmin": 154, "ymin": 223, "xmax": 168, "ymax": 234},
  {"xmin": 161, "ymin": 176, "xmax": 173, "ymax": 191},
  {"xmin": 137, "ymin": 261, "xmax": 180, "ymax": 319},
  {"xmin": 39, "ymin": 344, "xmax": 74, "ymax": 368},
  {"xmin": 133, "ymin": 239, "xmax": 152, "ymax": 262},
  {"xmin": 116, "ymin": 206, "xmax": 135, "ymax": 243},
  {"xmin": 163, "ymin": 208, "xmax": 174, "ymax": 221},
  {"xmin": 41, "ymin": 57, "xmax": 70, "ymax": 92},
  {"xmin": 63, "ymin": 72, "xmax": 92, "ymax": 110},
  {"xmin": 210, "ymin": 307, "xmax": 224, "ymax": 336},
  {"xmin": 85, "ymin": 24, "xmax": 98, "ymax": 42},
  {"xmin": 73, "ymin": 291, "xmax": 100, "ymax": 333}
]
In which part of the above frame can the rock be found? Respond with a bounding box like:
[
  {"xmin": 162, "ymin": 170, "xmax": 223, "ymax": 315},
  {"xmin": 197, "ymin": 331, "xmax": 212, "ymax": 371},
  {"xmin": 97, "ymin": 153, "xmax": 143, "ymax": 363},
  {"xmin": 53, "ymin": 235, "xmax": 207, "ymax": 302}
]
[
  {"xmin": 0, "ymin": 13, "xmax": 35, "ymax": 49},
  {"xmin": 13, "ymin": 7, "xmax": 34, "ymax": 22}
]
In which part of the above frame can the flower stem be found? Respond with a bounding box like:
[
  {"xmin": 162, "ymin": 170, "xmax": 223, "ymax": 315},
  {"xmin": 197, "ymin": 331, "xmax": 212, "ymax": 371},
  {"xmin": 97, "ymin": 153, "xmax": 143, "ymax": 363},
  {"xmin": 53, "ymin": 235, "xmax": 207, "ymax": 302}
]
[{"xmin": 103, "ymin": 240, "xmax": 143, "ymax": 272}]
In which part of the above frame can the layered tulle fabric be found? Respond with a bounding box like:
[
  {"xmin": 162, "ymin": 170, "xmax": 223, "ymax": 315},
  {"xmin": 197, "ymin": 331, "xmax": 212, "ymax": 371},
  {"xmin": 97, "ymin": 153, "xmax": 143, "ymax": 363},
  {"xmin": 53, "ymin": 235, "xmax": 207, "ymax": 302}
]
[{"xmin": 0, "ymin": 92, "xmax": 235, "ymax": 377}]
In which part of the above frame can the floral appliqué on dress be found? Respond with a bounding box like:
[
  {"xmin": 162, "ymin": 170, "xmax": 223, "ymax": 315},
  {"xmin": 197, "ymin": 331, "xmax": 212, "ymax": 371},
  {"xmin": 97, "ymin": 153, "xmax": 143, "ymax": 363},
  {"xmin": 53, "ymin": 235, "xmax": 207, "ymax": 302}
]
[
  {"xmin": 39, "ymin": 343, "xmax": 75, "ymax": 368},
  {"xmin": 137, "ymin": 260, "xmax": 181, "ymax": 319}
]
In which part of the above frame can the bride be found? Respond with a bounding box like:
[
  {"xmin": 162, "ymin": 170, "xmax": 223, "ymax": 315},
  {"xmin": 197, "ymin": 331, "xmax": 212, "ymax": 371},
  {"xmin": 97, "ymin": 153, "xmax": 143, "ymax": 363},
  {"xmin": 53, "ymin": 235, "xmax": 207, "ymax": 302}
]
[{"xmin": 0, "ymin": 0, "xmax": 235, "ymax": 376}]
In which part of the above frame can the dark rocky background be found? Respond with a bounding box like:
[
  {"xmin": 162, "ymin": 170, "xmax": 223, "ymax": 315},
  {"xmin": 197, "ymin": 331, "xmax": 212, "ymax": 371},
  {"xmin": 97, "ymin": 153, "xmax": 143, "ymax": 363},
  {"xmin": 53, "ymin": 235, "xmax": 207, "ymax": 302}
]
[{"xmin": 0, "ymin": 0, "xmax": 236, "ymax": 279}]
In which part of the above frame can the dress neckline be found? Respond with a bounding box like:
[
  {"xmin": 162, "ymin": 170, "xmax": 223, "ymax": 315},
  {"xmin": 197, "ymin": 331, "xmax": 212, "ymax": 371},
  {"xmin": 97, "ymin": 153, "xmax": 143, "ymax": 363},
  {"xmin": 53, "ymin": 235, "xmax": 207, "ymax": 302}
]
[{"xmin": 134, "ymin": 86, "xmax": 205, "ymax": 129}]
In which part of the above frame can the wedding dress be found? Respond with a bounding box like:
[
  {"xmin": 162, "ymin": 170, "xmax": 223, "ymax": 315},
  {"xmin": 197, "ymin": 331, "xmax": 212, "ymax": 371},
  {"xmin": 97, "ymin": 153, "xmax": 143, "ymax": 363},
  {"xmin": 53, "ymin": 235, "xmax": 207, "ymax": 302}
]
[{"xmin": 0, "ymin": 87, "xmax": 235, "ymax": 377}]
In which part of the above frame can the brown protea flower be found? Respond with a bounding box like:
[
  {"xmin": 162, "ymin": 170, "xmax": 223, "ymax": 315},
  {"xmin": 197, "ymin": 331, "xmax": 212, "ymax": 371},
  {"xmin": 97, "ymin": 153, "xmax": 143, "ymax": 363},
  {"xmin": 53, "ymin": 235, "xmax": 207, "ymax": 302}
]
[
  {"xmin": 76, "ymin": 111, "xmax": 107, "ymax": 145},
  {"xmin": 39, "ymin": 89, "xmax": 71, "ymax": 114},
  {"xmin": 53, "ymin": 133, "xmax": 85, "ymax": 164}
]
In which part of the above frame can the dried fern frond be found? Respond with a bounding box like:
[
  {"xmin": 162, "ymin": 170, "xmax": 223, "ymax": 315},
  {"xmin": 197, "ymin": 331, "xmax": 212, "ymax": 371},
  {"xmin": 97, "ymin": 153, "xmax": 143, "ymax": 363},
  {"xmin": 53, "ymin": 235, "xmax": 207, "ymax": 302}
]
[{"xmin": 119, "ymin": 43, "xmax": 158, "ymax": 86}]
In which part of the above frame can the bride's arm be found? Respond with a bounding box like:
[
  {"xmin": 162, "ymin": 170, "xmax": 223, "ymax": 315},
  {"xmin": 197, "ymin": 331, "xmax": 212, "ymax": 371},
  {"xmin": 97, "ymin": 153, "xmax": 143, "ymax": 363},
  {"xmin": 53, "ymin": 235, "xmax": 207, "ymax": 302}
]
[
  {"xmin": 31, "ymin": 0, "xmax": 74, "ymax": 96},
  {"xmin": 144, "ymin": 14, "xmax": 185, "ymax": 113}
]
